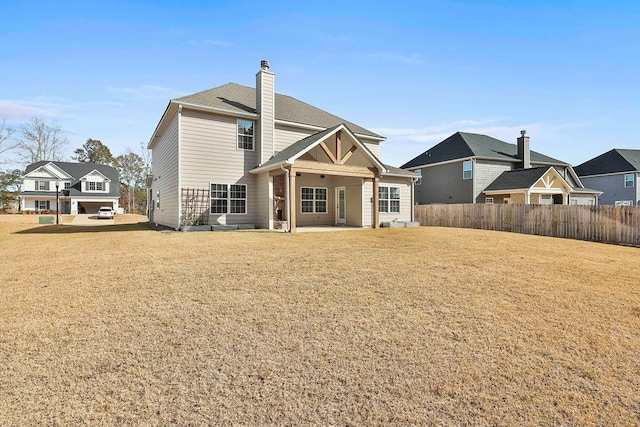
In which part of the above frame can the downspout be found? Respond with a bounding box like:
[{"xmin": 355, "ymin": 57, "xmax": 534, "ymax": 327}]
[
  {"xmin": 280, "ymin": 163, "xmax": 290, "ymax": 232},
  {"xmin": 177, "ymin": 104, "xmax": 183, "ymax": 230}
]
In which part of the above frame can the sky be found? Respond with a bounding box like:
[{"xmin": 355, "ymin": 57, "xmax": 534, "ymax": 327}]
[{"xmin": 1, "ymin": 0, "xmax": 639, "ymax": 170}]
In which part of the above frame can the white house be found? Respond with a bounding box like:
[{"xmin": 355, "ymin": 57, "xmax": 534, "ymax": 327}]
[
  {"xmin": 20, "ymin": 161, "xmax": 120, "ymax": 214},
  {"xmin": 148, "ymin": 60, "xmax": 418, "ymax": 231}
]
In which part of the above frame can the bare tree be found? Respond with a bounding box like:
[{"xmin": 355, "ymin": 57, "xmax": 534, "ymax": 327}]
[
  {"xmin": 0, "ymin": 119, "xmax": 16, "ymax": 160},
  {"xmin": 16, "ymin": 117, "xmax": 69, "ymax": 163},
  {"xmin": 115, "ymin": 150, "xmax": 144, "ymax": 213}
]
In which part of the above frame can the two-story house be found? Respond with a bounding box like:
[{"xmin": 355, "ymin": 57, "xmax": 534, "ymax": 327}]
[
  {"xmin": 401, "ymin": 131, "xmax": 600, "ymax": 205},
  {"xmin": 574, "ymin": 149, "xmax": 640, "ymax": 206},
  {"xmin": 20, "ymin": 161, "xmax": 120, "ymax": 214},
  {"xmin": 148, "ymin": 60, "xmax": 418, "ymax": 231}
]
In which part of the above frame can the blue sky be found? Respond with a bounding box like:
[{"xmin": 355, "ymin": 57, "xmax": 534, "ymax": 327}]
[{"xmin": 1, "ymin": 0, "xmax": 639, "ymax": 169}]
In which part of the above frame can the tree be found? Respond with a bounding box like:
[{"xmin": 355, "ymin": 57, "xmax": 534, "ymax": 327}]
[
  {"xmin": 0, "ymin": 168, "xmax": 22, "ymax": 211},
  {"xmin": 115, "ymin": 150, "xmax": 144, "ymax": 214},
  {"xmin": 16, "ymin": 117, "xmax": 69, "ymax": 163},
  {"xmin": 0, "ymin": 119, "xmax": 16, "ymax": 155},
  {"xmin": 72, "ymin": 138, "xmax": 115, "ymax": 165}
]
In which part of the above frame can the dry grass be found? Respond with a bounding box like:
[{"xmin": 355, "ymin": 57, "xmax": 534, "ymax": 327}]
[{"xmin": 1, "ymin": 215, "xmax": 639, "ymax": 426}]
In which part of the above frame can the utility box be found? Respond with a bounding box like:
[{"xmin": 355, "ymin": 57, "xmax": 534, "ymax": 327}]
[{"xmin": 39, "ymin": 216, "xmax": 54, "ymax": 224}]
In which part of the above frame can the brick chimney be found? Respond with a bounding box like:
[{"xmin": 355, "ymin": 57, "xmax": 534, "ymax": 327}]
[
  {"xmin": 517, "ymin": 130, "xmax": 531, "ymax": 169},
  {"xmin": 256, "ymin": 60, "xmax": 275, "ymax": 165}
]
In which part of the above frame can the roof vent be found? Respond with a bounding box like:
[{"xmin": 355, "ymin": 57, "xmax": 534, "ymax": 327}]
[
  {"xmin": 521, "ymin": 130, "xmax": 526, "ymax": 136},
  {"xmin": 260, "ymin": 60, "xmax": 270, "ymax": 70}
]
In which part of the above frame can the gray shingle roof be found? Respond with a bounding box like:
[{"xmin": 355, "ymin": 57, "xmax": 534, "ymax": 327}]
[
  {"xmin": 23, "ymin": 161, "xmax": 120, "ymax": 197},
  {"xmin": 574, "ymin": 149, "xmax": 640, "ymax": 176},
  {"xmin": 484, "ymin": 167, "xmax": 550, "ymax": 191},
  {"xmin": 401, "ymin": 132, "xmax": 568, "ymax": 169},
  {"xmin": 174, "ymin": 83, "xmax": 382, "ymax": 139}
]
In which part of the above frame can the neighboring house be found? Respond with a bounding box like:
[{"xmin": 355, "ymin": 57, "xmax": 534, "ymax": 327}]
[
  {"xmin": 148, "ymin": 60, "xmax": 418, "ymax": 231},
  {"xmin": 20, "ymin": 161, "xmax": 120, "ymax": 214},
  {"xmin": 401, "ymin": 131, "xmax": 600, "ymax": 205},
  {"xmin": 574, "ymin": 149, "xmax": 640, "ymax": 206}
]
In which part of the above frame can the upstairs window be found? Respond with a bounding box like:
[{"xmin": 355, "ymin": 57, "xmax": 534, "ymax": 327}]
[
  {"xmin": 35, "ymin": 180, "xmax": 50, "ymax": 191},
  {"xmin": 463, "ymin": 161, "xmax": 473, "ymax": 180},
  {"xmin": 87, "ymin": 181, "xmax": 105, "ymax": 191},
  {"xmin": 624, "ymin": 173, "xmax": 634, "ymax": 187},
  {"xmin": 64, "ymin": 182, "xmax": 71, "ymax": 190},
  {"xmin": 237, "ymin": 119, "xmax": 254, "ymax": 150}
]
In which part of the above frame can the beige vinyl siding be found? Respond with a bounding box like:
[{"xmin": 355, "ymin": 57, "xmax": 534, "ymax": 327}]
[
  {"xmin": 362, "ymin": 179, "xmax": 374, "ymax": 227},
  {"xmin": 344, "ymin": 178, "xmax": 364, "ymax": 226},
  {"xmin": 255, "ymin": 172, "xmax": 270, "ymax": 228},
  {"xmin": 360, "ymin": 137, "xmax": 381, "ymax": 158},
  {"xmin": 379, "ymin": 177, "xmax": 412, "ymax": 223},
  {"xmin": 474, "ymin": 160, "xmax": 512, "ymax": 202},
  {"xmin": 274, "ymin": 124, "xmax": 314, "ymax": 154},
  {"xmin": 295, "ymin": 174, "xmax": 334, "ymax": 226},
  {"xmin": 151, "ymin": 113, "xmax": 180, "ymax": 228},
  {"xmin": 180, "ymin": 109, "xmax": 259, "ymax": 225},
  {"xmin": 257, "ymin": 71, "xmax": 275, "ymax": 164}
]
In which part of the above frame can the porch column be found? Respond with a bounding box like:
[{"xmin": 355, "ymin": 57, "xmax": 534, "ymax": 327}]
[
  {"xmin": 289, "ymin": 169, "xmax": 297, "ymax": 233},
  {"xmin": 373, "ymin": 176, "xmax": 379, "ymax": 229}
]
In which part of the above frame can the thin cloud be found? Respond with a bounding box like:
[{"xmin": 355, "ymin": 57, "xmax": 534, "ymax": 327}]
[{"xmin": 0, "ymin": 99, "xmax": 61, "ymax": 121}]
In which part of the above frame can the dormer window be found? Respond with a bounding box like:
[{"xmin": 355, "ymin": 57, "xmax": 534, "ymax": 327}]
[
  {"xmin": 88, "ymin": 181, "xmax": 104, "ymax": 191},
  {"xmin": 35, "ymin": 180, "xmax": 50, "ymax": 191}
]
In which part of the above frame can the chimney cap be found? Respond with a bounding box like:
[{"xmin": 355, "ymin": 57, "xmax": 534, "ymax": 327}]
[
  {"xmin": 260, "ymin": 60, "xmax": 270, "ymax": 70},
  {"xmin": 520, "ymin": 130, "xmax": 527, "ymax": 136}
]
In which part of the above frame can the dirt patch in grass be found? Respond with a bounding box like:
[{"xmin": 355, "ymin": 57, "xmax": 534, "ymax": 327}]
[{"xmin": 1, "ymin": 219, "xmax": 639, "ymax": 425}]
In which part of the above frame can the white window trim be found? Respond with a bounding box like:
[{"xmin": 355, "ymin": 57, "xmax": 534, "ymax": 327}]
[
  {"xmin": 379, "ymin": 186, "xmax": 401, "ymax": 213},
  {"xmin": 485, "ymin": 197, "xmax": 494, "ymax": 204},
  {"xmin": 84, "ymin": 180, "xmax": 108, "ymax": 193},
  {"xmin": 415, "ymin": 169, "xmax": 422, "ymax": 185},
  {"xmin": 210, "ymin": 183, "xmax": 248, "ymax": 215},
  {"xmin": 624, "ymin": 173, "xmax": 634, "ymax": 188},
  {"xmin": 463, "ymin": 161, "xmax": 473, "ymax": 180},
  {"xmin": 300, "ymin": 187, "xmax": 328, "ymax": 214},
  {"xmin": 237, "ymin": 119, "xmax": 255, "ymax": 151}
]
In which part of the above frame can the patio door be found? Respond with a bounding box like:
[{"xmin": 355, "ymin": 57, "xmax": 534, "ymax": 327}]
[{"xmin": 336, "ymin": 187, "xmax": 346, "ymax": 224}]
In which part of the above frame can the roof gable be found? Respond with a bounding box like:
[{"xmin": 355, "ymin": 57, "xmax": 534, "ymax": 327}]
[
  {"xmin": 485, "ymin": 167, "xmax": 571, "ymax": 192},
  {"xmin": 23, "ymin": 162, "xmax": 73, "ymax": 180},
  {"xmin": 78, "ymin": 169, "xmax": 111, "ymax": 182},
  {"xmin": 253, "ymin": 123, "xmax": 385, "ymax": 173},
  {"xmin": 401, "ymin": 132, "xmax": 568, "ymax": 169},
  {"xmin": 574, "ymin": 149, "xmax": 640, "ymax": 176}
]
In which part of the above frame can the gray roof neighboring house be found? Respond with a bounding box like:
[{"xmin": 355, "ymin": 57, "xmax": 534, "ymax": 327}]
[
  {"xmin": 401, "ymin": 132, "xmax": 568, "ymax": 169},
  {"xmin": 484, "ymin": 167, "xmax": 551, "ymax": 191},
  {"xmin": 174, "ymin": 82, "xmax": 383, "ymax": 139},
  {"xmin": 574, "ymin": 149, "xmax": 640, "ymax": 177},
  {"xmin": 23, "ymin": 161, "xmax": 120, "ymax": 197}
]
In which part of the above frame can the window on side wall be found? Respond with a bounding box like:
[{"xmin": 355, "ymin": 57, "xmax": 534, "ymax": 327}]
[
  {"xmin": 378, "ymin": 186, "xmax": 400, "ymax": 213},
  {"xmin": 624, "ymin": 173, "xmax": 634, "ymax": 187},
  {"xmin": 463, "ymin": 161, "xmax": 472, "ymax": 180},
  {"xmin": 415, "ymin": 169, "xmax": 422, "ymax": 185},
  {"xmin": 485, "ymin": 197, "xmax": 494, "ymax": 204},
  {"xmin": 301, "ymin": 187, "xmax": 327, "ymax": 214},
  {"xmin": 211, "ymin": 184, "xmax": 247, "ymax": 214},
  {"xmin": 237, "ymin": 119, "xmax": 254, "ymax": 150}
]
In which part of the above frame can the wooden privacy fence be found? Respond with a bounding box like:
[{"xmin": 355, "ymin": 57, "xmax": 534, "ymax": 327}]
[{"xmin": 414, "ymin": 204, "xmax": 640, "ymax": 246}]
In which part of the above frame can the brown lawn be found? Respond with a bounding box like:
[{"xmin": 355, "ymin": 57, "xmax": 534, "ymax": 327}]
[{"xmin": 1, "ymin": 215, "xmax": 639, "ymax": 425}]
